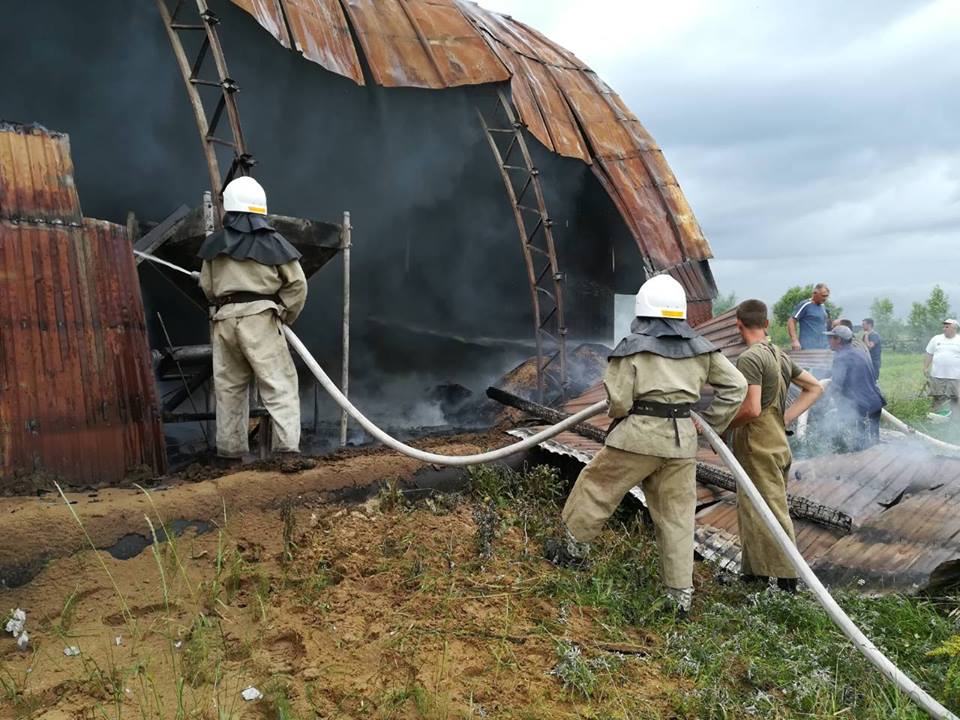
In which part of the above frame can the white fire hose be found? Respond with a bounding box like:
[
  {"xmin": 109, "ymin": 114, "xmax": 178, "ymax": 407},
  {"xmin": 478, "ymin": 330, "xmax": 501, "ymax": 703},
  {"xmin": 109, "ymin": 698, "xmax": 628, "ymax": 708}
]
[
  {"xmin": 695, "ymin": 416, "xmax": 957, "ymax": 720},
  {"xmin": 283, "ymin": 327, "xmax": 607, "ymax": 464},
  {"xmin": 136, "ymin": 250, "xmax": 955, "ymax": 718}
]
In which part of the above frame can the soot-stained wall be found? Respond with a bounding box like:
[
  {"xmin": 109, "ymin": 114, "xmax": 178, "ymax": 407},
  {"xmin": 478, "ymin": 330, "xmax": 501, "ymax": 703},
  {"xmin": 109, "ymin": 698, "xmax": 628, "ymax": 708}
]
[{"xmin": 1, "ymin": 0, "xmax": 644, "ymax": 411}]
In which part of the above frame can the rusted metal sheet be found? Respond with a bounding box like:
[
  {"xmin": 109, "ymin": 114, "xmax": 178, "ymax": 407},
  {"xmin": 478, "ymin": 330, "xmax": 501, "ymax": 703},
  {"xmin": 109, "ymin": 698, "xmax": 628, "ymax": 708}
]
[
  {"xmin": 336, "ymin": 0, "xmax": 509, "ymax": 88},
  {"xmin": 0, "ymin": 123, "xmax": 82, "ymax": 225},
  {"xmin": 225, "ymin": 0, "xmax": 714, "ymax": 305},
  {"xmin": 466, "ymin": 8, "xmax": 585, "ymax": 70},
  {"xmin": 281, "ymin": 0, "xmax": 365, "ymax": 83},
  {"xmin": 0, "ymin": 124, "xmax": 164, "ymax": 489},
  {"xmin": 231, "ymin": 0, "xmax": 292, "ymax": 47},
  {"xmin": 696, "ymin": 439, "xmax": 960, "ymax": 590}
]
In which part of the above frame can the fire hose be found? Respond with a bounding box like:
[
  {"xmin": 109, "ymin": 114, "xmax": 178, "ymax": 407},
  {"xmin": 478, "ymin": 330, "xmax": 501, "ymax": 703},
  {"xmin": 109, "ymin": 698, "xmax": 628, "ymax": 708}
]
[{"xmin": 135, "ymin": 250, "xmax": 956, "ymax": 718}]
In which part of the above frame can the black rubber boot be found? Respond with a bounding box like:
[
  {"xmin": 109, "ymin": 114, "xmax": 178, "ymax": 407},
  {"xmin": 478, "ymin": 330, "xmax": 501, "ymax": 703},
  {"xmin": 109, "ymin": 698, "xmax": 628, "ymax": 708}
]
[
  {"xmin": 542, "ymin": 537, "xmax": 591, "ymax": 570},
  {"xmin": 776, "ymin": 577, "xmax": 799, "ymax": 594},
  {"xmin": 280, "ymin": 452, "xmax": 317, "ymax": 474},
  {"xmin": 740, "ymin": 574, "xmax": 769, "ymax": 587},
  {"xmin": 212, "ymin": 455, "xmax": 243, "ymax": 471}
]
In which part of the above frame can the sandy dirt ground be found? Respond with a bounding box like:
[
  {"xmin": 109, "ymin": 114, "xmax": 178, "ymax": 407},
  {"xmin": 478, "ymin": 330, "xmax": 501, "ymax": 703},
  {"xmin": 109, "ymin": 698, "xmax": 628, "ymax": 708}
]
[
  {"xmin": 0, "ymin": 431, "xmax": 519, "ymax": 590},
  {"xmin": 0, "ymin": 455, "xmax": 682, "ymax": 719}
]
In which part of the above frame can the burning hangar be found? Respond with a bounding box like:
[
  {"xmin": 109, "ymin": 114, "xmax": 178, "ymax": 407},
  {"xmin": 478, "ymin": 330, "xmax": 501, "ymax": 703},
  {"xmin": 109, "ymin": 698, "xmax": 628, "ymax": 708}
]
[
  {"xmin": 1, "ymin": 0, "xmax": 714, "ymax": 484},
  {"xmin": 3, "ymin": 0, "xmax": 960, "ymax": 595}
]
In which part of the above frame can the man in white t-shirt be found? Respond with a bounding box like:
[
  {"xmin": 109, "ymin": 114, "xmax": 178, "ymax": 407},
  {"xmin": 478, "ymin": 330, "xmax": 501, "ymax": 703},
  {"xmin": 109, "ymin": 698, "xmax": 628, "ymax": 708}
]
[{"xmin": 924, "ymin": 319, "xmax": 960, "ymax": 420}]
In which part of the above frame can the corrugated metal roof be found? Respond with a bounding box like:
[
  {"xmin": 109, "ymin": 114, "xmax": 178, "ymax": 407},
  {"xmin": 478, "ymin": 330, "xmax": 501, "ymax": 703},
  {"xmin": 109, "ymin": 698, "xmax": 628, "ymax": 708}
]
[
  {"xmin": 697, "ymin": 440, "xmax": 960, "ymax": 590},
  {"xmin": 229, "ymin": 0, "xmax": 715, "ymax": 305},
  {"xmin": 231, "ymin": 0, "xmax": 292, "ymax": 48},
  {"xmin": 0, "ymin": 124, "xmax": 165, "ymax": 488},
  {"xmin": 339, "ymin": 0, "xmax": 510, "ymax": 88},
  {"xmin": 284, "ymin": 0, "xmax": 364, "ymax": 82}
]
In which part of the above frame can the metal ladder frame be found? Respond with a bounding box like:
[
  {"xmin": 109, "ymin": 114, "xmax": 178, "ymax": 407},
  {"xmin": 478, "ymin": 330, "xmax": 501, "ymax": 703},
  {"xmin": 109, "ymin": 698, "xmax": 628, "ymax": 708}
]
[
  {"xmin": 155, "ymin": 0, "xmax": 255, "ymax": 222},
  {"xmin": 477, "ymin": 90, "xmax": 567, "ymax": 403}
]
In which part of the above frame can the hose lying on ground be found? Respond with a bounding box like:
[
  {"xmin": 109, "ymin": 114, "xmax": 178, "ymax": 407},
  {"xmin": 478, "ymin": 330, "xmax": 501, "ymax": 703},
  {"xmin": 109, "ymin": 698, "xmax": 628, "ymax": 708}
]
[
  {"xmin": 696, "ymin": 413, "xmax": 958, "ymax": 720},
  {"xmin": 135, "ymin": 251, "xmax": 955, "ymax": 718},
  {"xmin": 881, "ymin": 409, "xmax": 960, "ymax": 456}
]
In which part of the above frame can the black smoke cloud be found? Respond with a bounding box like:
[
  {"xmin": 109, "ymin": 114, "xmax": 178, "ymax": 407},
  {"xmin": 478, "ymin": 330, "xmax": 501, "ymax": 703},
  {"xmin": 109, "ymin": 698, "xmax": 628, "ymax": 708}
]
[{"xmin": 1, "ymin": 0, "xmax": 641, "ymax": 423}]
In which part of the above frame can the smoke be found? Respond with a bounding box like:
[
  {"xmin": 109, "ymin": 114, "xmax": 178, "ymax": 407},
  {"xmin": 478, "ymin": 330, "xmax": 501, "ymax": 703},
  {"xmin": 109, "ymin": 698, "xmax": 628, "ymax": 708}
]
[{"xmin": 0, "ymin": 0, "xmax": 641, "ymax": 430}]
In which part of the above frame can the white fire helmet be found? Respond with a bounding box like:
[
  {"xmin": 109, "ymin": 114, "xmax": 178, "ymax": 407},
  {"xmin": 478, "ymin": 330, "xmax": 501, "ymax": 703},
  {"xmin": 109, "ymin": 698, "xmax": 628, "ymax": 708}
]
[
  {"xmin": 634, "ymin": 274, "xmax": 687, "ymax": 320},
  {"xmin": 222, "ymin": 176, "xmax": 267, "ymax": 215}
]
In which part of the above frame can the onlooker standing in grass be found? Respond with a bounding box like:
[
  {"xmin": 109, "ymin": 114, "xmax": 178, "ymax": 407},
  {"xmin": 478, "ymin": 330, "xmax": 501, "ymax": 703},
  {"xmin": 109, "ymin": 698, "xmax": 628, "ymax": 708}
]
[
  {"xmin": 924, "ymin": 319, "xmax": 960, "ymax": 421},
  {"xmin": 787, "ymin": 283, "xmax": 831, "ymax": 350},
  {"xmin": 861, "ymin": 318, "xmax": 882, "ymax": 381}
]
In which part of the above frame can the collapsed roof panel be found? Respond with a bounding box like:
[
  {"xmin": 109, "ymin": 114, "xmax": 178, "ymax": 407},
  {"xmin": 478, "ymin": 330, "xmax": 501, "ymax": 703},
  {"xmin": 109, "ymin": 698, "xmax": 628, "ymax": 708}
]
[
  {"xmin": 284, "ymin": 0, "xmax": 364, "ymax": 82},
  {"xmin": 231, "ymin": 0, "xmax": 292, "ymax": 47},
  {"xmin": 228, "ymin": 0, "xmax": 716, "ymax": 300}
]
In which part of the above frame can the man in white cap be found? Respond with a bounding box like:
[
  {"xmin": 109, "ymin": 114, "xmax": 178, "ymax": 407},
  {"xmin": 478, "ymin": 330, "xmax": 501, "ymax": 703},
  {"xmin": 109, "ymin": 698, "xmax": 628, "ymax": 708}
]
[
  {"xmin": 197, "ymin": 176, "xmax": 311, "ymax": 470},
  {"xmin": 545, "ymin": 275, "xmax": 747, "ymax": 615},
  {"xmin": 924, "ymin": 319, "xmax": 960, "ymax": 422}
]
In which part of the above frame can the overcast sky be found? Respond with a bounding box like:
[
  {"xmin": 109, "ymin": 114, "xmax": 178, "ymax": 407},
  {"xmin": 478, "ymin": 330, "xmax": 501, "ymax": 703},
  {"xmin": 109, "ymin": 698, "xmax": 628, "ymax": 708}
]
[{"xmin": 486, "ymin": 0, "xmax": 959, "ymax": 322}]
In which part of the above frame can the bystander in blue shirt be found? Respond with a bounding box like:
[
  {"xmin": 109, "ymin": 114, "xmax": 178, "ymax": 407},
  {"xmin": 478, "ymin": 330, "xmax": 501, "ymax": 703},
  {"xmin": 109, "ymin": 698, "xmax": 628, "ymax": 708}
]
[{"xmin": 792, "ymin": 299, "xmax": 830, "ymax": 349}]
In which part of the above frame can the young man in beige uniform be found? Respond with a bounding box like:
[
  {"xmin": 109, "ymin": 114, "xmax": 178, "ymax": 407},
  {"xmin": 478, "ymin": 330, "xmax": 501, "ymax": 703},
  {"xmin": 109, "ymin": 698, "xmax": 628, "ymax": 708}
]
[
  {"xmin": 546, "ymin": 275, "xmax": 747, "ymax": 613},
  {"xmin": 197, "ymin": 177, "xmax": 309, "ymax": 468},
  {"xmin": 728, "ymin": 300, "xmax": 822, "ymax": 591}
]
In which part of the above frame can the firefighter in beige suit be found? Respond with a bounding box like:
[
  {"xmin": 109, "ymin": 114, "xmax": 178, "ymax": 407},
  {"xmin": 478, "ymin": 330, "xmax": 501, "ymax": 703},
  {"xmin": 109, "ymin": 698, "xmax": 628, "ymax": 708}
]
[
  {"xmin": 728, "ymin": 300, "xmax": 822, "ymax": 592},
  {"xmin": 197, "ymin": 177, "xmax": 308, "ymax": 464},
  {"xmin": 546, "ymin": 276, "xmax": 747, "ymax": 613}
]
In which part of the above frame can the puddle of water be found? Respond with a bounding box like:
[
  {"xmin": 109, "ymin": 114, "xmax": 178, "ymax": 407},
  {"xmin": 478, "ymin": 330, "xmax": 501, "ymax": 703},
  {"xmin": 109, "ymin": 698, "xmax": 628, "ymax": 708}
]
[{"xmin": 102, "ymin": 519, "xmax": 214, "ymax": 560}]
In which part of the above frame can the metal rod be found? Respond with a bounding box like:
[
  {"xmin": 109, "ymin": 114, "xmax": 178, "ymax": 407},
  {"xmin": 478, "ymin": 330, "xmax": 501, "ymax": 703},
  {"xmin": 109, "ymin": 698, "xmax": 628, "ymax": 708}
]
[
  {"xmin": 202, "ymin": 190, "xmax": 215, "ymax": 448},
  {"xmin": 157, "ymin": 312, "xmax": 209, "ymax": 444},
  {"xmin": 339, "ymin": 211, "xmax": 352, "ymax": 447}
]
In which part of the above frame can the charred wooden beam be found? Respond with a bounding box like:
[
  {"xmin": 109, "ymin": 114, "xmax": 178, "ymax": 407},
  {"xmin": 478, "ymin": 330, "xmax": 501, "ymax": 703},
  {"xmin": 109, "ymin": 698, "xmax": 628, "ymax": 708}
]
[
  {"xmin": 486, "ymin": 385, "xmax": 853, "ymax": 534},
  {"xmin": 163, "ymin": 408, "xmax": 269, "ymax": 423}
]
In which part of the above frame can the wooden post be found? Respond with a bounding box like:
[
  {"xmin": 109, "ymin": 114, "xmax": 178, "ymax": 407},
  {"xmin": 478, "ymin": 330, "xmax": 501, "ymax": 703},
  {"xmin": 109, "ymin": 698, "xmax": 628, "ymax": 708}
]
[
  {"xmin": 339, "ymin": 211, "xmax": 352, "ymax": 447},
  {"xmin": 202, "ymin": 191, "xmax": 216, "ymax": 450}
]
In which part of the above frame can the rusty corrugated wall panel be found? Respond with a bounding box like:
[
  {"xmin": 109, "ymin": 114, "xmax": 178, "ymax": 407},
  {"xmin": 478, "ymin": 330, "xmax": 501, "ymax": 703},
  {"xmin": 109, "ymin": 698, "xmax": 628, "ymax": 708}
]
[
  {"xmin": 0, "ymin": 124, "xmax": 164, "ymax": 489},
  {"xmin": 696, "ymin": 441, "xmax": 960, "ymax": 590},
  {"xmin": 0, "ymin": 123, "xmax": 81, "ymax": 225}
]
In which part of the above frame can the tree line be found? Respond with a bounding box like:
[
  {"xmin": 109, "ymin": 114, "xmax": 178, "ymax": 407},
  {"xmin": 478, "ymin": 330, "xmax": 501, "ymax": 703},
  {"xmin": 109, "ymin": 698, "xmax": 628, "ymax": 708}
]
[{"xmin": 713, "ymin": 285, "xmax": 954, "ymax": 352}]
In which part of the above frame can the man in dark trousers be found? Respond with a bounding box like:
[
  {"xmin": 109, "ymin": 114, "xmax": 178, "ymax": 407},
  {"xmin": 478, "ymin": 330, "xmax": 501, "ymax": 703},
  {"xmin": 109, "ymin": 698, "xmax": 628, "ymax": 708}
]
[
  {"xmin": 861, "ymin": 318, "xmax": 882, "ymax": 380},
  {"xmin": 824, "ymin": 325, "xmax": 886, "ymax": 451}
]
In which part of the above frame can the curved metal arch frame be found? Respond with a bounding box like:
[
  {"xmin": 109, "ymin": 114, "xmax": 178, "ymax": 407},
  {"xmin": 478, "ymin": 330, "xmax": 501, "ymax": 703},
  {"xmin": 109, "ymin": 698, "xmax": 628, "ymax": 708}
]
[
  {"xmin": 477, "ymin": 90, "xmax": 568, "ymax": 404},
  {"xmin": 157, "ymin": 11, "xmax": 566, "ymax": 403},
  {"xmin": 155, "ymin": 0, "xmax": 255, "ymax": 223}
]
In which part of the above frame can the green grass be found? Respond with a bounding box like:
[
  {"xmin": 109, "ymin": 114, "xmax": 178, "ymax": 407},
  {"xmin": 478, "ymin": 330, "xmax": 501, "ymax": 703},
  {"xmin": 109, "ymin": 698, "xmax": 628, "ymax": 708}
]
[{"xmin": 471, "ymin": 464, "xmax": 960, "ymax": 720}]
